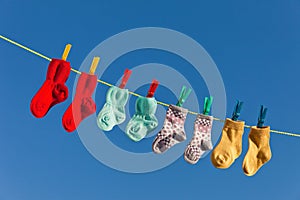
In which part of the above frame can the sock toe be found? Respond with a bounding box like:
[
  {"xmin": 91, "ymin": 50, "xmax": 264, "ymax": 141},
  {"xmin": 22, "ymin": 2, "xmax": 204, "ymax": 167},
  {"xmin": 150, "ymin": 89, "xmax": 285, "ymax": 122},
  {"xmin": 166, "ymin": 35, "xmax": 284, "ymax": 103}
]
[
  {"xmin": 184, "ymin": 147, "xmax": 200, "ymax": 164},
  {"xmin": 152, "ymin": 143, "xmax": 163, "ymax": 154},
  {"xmin": 97, "ymin": 113, "xmax": 113, "ymax": 131},
  {"xmin": 211, "ymin": 151, "xmax": 234, "ymax": 169},
  {"xmin": 30, "ymin": 80, "xmax": 55, "ymax": 118},
  {"xmin": 152, "ymin": 136, "xmax": 163, "ymax": 153},
  {"xmin": 242, "ymin": 162, "xmax": 256, "ymax": 176},
  {"xmin": 152, "ymin": 137, "xmax": 172, "ymax": 154},
  {"xmin": 126, "ymin": 122, "xmax": 147, "ymax": 142},
  {"xmin": 30, "ymin": 100, "xmax": 49, "ymax": 118},
  {"xmin": 62, "ymin": 105, "xmax": 76, "ymax": 132},
  {"xmin": 62, "ymin": 116, "xmax": 76, "ymax": 132},
  {"xmin": 156, "ymin": 141, "xmax": 169, "ymax": 153}
]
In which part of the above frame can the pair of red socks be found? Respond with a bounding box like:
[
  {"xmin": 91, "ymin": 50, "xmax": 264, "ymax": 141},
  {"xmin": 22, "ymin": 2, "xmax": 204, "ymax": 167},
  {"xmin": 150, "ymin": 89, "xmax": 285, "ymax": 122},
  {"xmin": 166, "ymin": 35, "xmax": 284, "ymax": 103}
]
[
  {"xmin": 30, "ymin": 59, "xmax": 97, "ymax": 132},
  {"xmin": 30, "ymin": 59, "xmax": 71, "ymax": 118}
]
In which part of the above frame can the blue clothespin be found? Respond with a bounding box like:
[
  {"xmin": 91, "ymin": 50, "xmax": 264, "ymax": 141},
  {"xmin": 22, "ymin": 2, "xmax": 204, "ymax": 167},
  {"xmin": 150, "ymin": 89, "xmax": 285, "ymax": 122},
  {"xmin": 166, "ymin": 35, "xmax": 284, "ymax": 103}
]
[
  {"xmin": 232, "ymin": 100, "xmax": 243, "ymax": 121},
  {"xmin": 257, "ymin": 105, "xmax": 268, "ymax": 128}
]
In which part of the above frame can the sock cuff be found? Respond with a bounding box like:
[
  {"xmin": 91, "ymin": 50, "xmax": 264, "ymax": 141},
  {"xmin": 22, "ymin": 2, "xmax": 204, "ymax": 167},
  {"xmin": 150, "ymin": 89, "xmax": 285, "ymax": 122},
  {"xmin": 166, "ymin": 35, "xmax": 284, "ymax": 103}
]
[
  {"xmin": 195, "ymin": 114, "xmax": 213, "ymax": 127},
  {"xmin": 77, "ymin": 72, "xmax": 97, "ymax": 96},
  {"xmin": 250, "ymin": 126, "xmax": 271, "ymax": 136},
  {"xmin": 52, "ymin": 59, "xmax": 71, "ymax": 83},
  {"xmin": 47, "ymin": 59, "xmax": 70, "ymax": 81},
  {"xmin": 135, "ymin": 96, "xmax": 157, "ymax": 115},
  {"xmin": 106, "ymin": 86, "xmax": 129, "ymax": 106},
  {"xmin": 196, "ymin": 113, "xmax": 213, "ymax": 121},
  {"xmin": 224, "ymin": 118, "xmax": 245, "ymax": 130},
  {"xmin": 169, "ymin": 104, "xmax": 188, "ymax": 116}
]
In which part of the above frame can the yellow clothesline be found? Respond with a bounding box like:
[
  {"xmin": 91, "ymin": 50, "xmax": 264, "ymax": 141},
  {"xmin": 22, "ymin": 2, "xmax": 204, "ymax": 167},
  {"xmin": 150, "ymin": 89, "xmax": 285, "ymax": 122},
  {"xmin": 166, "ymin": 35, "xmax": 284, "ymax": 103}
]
[{"xmin": 1, "ymin": 34, "xmax": 299, "ymax": 138}]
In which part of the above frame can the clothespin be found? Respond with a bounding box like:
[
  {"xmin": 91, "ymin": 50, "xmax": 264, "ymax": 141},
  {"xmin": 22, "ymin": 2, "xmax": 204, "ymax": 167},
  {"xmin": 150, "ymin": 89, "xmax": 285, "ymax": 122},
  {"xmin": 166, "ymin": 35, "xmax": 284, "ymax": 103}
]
[
  {"xmin": 231, "ymin": 100, "xmax": 243, "ymax": 121},
  {"xmin": 119, "ymin": 69, "xmax": 132, "ymax": 89},
  {"xmin": 146, "ymin": 79, "xmax": 159, "ymax": 98},
  {"xmin": 89, "ymin": 57, "xmax": 100, "ymax": 75},
  {"xmin": 203, "ymin": 96, "xmax": 213, "ymax": 115},
  {"xmin": 61, "ymin": 44, "xmax": 72, "ymax": 61},
  {"xmin": 257, "ymin": 105, "xmax": 268, "ymax": 128},
  {"xmin": 176, "ymin": 86, "xmax": 192, "ymax": 107}
]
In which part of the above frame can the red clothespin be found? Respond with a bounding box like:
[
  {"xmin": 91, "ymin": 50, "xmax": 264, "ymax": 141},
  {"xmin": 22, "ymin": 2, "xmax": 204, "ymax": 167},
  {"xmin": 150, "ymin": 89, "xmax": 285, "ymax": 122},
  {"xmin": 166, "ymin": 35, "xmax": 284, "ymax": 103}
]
[
  {"xmin": 147, "ymin": 79, "xmax": 159, "ymax": 98},
  {"xmin": 119, "ymin": 69, "xmax": 132, "ymax": 89}
]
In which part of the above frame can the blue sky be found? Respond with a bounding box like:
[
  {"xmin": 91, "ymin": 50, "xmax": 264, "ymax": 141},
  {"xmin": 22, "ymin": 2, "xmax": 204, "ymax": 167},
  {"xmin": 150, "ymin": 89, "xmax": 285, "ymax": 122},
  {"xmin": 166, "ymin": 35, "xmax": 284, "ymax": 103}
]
[{"xmin": 1, "ymin": 0, "xmax": 300, "ymax": 199}]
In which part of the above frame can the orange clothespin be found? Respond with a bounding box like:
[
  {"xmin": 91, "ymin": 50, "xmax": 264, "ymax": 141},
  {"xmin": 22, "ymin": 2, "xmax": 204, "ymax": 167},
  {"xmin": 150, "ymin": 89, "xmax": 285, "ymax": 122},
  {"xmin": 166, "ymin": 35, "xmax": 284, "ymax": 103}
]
[
  {"xmin": 89, "ymin": 57, "xmax": 100, "ymax": 75},
  {"xmin": 61, "ymin": 44, "xmax": 72, "ymax": 61}
]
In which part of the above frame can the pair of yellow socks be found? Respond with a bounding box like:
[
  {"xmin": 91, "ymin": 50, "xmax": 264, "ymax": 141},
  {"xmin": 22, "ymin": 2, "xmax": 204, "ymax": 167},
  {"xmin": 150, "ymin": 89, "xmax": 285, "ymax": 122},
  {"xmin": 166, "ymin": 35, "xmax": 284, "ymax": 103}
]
[{"xmin": 211, "ymin": 118, "xmax": 272, "ymax": 176}]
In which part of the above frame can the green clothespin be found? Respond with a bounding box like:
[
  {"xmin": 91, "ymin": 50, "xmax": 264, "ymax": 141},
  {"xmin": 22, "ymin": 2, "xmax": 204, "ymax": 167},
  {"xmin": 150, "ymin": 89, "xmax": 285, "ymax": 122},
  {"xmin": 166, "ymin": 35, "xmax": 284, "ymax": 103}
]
[
  {"xmin": 176, "ymin": 86, "xmax": 192, "ymax": 107},
  {"xmin": 203, "ymin": 96, "xmax": 213, "ymax": 115},
  {"xmin": 231, "ymin": 100, "xmax": 243, "ymax": 121},
  {"xmin": 257, "ymin": 105, "xmax": 268, "ymax": 128}
]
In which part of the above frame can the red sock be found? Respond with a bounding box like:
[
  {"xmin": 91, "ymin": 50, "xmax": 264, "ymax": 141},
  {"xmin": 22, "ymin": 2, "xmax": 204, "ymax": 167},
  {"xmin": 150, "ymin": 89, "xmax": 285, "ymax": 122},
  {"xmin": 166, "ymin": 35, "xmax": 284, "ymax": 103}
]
[
  {"xmin": 62, "ymin": 72, "xmax": 97, "ymax": 132},
  {"xmin": 30, "ymin": 59, "xmax": 71, "ymax": 118}
]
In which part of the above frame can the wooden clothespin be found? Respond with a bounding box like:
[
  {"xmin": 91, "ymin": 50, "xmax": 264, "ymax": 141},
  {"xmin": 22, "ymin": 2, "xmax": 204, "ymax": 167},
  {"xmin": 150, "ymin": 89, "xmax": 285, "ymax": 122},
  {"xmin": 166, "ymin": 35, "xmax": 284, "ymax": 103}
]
[
  {"xmin": 89, "ymin": 57, "xmax": 100, "ymax": 75},
  {"xmin": 62, "ymin": 44, "xmax": 72, "ymax": 61}
]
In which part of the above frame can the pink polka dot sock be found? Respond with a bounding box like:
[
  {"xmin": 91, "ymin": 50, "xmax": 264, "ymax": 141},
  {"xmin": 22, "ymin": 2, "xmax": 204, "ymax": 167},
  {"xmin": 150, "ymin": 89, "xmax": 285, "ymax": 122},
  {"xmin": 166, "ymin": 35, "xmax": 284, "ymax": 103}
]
[
  {"xmin": 152, "ymin": 105, "xmax": 188, "ymax": 154},
  {"xmin": 184, "ymin": 114, "xmax": 213, "ymax": 164}
]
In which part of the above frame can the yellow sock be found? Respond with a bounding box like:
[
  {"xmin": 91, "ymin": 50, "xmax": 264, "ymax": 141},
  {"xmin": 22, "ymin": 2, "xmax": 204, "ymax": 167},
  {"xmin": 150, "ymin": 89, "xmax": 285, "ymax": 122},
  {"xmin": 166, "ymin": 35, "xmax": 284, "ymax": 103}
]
[
  {"xmin": 242, "ymin": 126, "xmax": 272, "ymax": 176},
  {"xmin": 211, "ymin": 118, "xmax": 245, "ymax": 169}
]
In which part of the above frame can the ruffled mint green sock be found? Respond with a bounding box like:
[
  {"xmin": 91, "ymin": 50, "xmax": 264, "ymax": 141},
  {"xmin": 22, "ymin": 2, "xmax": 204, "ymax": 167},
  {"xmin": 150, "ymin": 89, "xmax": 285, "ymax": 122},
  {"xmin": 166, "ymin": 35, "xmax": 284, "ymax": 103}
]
[
  {"xmin": 97, "ymin": 86, "xmax": 129, "ymax": 131},
  {"xmin": 126, "ymin": 96, "xmax": 158, "ymax": 142}
]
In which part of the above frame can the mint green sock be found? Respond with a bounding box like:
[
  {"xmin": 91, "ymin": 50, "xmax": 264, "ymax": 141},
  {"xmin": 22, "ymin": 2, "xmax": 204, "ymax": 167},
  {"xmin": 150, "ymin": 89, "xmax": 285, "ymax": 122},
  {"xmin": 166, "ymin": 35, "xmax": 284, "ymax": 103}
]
[
  {"xmin": 126, "ymin": 96, "xmax": 158, "ymax": 142},
  {"xmin": 97, "ymin": 86, "xmax": 129, "ymax": 131}
]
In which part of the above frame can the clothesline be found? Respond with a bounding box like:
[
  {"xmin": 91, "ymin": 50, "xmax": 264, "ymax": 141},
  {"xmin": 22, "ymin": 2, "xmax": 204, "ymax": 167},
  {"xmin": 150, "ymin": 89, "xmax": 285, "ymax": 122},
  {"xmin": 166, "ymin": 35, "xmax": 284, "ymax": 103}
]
[{"xmin": 1, "ymin": 34, "xmax": 299, "ymax": 138}]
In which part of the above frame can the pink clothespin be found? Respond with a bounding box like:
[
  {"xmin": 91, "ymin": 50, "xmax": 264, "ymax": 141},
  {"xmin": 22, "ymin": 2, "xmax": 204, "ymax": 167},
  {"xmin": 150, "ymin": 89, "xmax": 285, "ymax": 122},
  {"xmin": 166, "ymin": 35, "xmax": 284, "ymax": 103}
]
[
  {"xmin": 119, "ymin": 69, "xmax": 132, "ymax": 89},
  {"xmin": 147, "ymin": 79, "xmax": 159, "ymax": 98}
]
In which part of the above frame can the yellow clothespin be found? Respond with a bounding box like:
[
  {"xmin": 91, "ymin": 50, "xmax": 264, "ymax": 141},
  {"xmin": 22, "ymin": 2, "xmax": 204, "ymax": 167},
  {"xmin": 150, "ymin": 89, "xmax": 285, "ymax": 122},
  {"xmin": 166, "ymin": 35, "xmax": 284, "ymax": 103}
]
[
  {"xmin": 89, "ymin": 57, "xmax": 100, "ymax": 75},
  {"xmin": 62, "ymin": 44, "xmax": 72, "ymax": 61}
]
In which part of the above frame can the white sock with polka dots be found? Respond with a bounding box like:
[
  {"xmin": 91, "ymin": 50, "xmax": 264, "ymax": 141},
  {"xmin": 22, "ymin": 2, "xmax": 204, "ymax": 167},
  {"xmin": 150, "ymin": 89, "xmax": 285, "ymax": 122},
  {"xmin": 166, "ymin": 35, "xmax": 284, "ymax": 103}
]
[
  {"xmin": 184, "ymin": 114, "xmax": 213, "ymax": 164},
  {"xmin": 152, "ymin": 105, "xmax": 188, "ymax": 154}
]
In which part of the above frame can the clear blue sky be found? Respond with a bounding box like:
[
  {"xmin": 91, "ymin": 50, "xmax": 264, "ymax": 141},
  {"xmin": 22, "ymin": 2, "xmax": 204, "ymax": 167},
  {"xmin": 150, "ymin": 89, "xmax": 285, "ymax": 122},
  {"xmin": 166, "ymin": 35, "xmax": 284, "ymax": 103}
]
[{"xmin": 1, "ymin": 0, "xmax": 300, "ymax": 200}]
